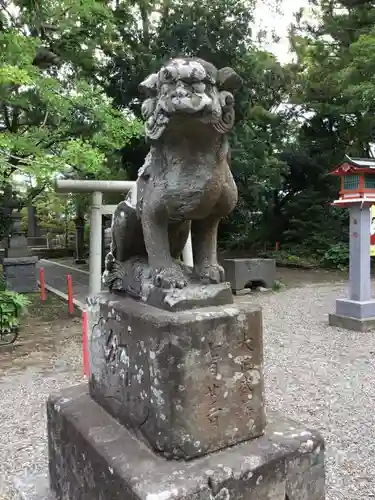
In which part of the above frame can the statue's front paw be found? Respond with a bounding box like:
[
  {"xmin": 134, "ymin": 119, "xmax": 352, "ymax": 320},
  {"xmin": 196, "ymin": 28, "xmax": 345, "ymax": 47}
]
[
  {"xmin": 154, "ymin": 266, "xmax": 188, "ymax": 289},
  {"xmin": 196, "ymin": 263, "xmax": 225, "ymax": 284}
]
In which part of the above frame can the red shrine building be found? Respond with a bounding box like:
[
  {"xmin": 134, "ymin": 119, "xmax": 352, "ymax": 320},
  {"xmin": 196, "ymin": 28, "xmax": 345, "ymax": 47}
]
[{"xmin": 331, "ymin": 155, "xmax": 375, "ymax": 207}]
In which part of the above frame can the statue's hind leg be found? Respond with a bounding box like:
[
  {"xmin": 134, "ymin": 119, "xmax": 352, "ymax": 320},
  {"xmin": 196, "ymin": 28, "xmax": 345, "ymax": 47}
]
[
  {"xmin": 169, "ymin": 220, "xmax": 190, "ymax": 260},
  {"xmin": 191, "ymin": 215, "xmax": 224, "ymax": 284},
  {"xmin": 142, "ymin": 202, "xmax": 188, "ymax": 289},
  {"xmin": 192, "ymin": 168, "xmax": 237, "ymax": 284}
]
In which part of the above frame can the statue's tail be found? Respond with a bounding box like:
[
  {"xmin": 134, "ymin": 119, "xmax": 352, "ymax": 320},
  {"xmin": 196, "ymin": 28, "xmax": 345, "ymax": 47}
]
[{"xmin": 103, "ymin": 194, "xmax": 146, "ymax": 289}]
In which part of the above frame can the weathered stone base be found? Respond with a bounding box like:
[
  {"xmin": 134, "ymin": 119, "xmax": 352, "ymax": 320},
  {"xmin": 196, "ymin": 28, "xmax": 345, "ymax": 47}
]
[
  {"xmin": 329, "ymin": 312, "xmax": 375, "ymax": 332},
  {"xmin": 3, "ymin": 256, "xmax": 38, "ymax": 293},
  {"xmin": 47, "ymin": 385, "xmax": 325, "ymax": 500},
  {"xmin": 87, "ymin": 293, "xmax": 266, "ymax": 460},
  {"xmin": 223, "ymin": 259, "xmax": 276, "ymax": 293}
]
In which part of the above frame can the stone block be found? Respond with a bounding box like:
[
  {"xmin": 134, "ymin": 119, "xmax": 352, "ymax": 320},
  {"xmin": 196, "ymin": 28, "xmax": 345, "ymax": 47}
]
[
  {"xmin": 329, "ymin": 312, "xmax": 375, "ymax": 332},
  {"xmin": 334, "ymin": 298, "xmax": 375, "ymax": 319},
  {"xmin": 87, "ymin": 292, "xmax": 265, "ymax": 460},
  {"xmin": 329, "ymin": 297, "xmax": 375, "ymax": 331},
  {"xmin": 223, "ymin": 259, "xmax": 276, "ymax": 293},
  {"xmin": 27, "ymin": 237, "xmax": 47, "ymax": 248},
  {"xmin": 47, "ymin": 385, "xmax": 325, "ymax": 500},
  {"xmin": 3, "ymin": 256, "xmax": 38, "ymax": 293}
]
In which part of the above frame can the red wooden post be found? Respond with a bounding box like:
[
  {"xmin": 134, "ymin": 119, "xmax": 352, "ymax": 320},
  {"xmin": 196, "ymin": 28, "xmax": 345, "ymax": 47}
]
[
  {"xmin": 39, "ymin": 267, "xmax": 46, "ymax": 302},
  {"xmin": 82, "ymin": 310, "xmax": 89, "ymax": 377},
  {"xmin": 275, "ymin": 241, "xmax": 280, "ymax": 251},
  {"xmin": 67, "ymin": 274, "xmax": 74, "ymax": 314}
]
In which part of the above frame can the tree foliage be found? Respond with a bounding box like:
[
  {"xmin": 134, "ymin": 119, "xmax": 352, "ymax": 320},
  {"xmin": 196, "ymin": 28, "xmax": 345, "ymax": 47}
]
[
  {"xmin": 0, "ymin": 0, "xmax": 143, "ymax": 194},
  {"xmin": 2, "ymin": 0, "xmax": 371, "ymax": 262}
]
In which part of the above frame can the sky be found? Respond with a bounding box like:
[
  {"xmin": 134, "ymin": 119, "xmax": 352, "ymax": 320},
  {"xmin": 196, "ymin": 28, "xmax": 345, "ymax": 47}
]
[{"xmin": 255, "ymin": 0, "xmax": 311, "ymax": 63}]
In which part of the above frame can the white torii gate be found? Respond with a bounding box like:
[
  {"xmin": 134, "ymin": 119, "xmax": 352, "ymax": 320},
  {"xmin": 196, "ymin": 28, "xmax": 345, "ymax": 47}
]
[{"xmin": 55, "ymin": 179, "xmax": 193, "ymax": 295}]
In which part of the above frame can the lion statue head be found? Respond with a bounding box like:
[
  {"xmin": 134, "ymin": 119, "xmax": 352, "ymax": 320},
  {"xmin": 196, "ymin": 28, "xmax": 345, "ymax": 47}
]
[{"xmin": 139, "ymin": 57, "xmax": 242, "ymax": 140}]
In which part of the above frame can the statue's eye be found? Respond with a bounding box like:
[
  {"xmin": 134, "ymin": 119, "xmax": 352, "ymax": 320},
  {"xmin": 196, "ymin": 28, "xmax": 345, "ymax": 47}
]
[
  {"xmin": 159, "ymin": 68, "xmax": 173, "ymax": 83},
  {"xmin": 193, "ymin": 82, "xmax": 206, "ymax": 93}
]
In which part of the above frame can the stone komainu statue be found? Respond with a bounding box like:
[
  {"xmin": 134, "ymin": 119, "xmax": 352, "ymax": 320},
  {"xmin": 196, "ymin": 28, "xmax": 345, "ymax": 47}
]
[{"xmin": 103, "ymin": 57, "xmax": 242, "ymax": 302}]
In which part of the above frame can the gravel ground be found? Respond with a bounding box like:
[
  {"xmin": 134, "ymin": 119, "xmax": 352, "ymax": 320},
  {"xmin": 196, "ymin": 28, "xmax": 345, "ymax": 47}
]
[
  {"xmin": 1, "ymin": 281, "xmax": 375, "ymax": 499},
  {"xmin": 256, "ymin": 282, "xmax": 375, "ymax": 500},
  {"xmin": 0, "ymin": 337, "xmax": 83, "ymax": 500}
]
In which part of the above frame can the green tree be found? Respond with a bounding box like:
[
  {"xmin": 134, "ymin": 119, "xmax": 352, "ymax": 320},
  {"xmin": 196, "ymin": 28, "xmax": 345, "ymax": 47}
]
[
  {"xmin": 267, "ymin": 0, "xmax": 375, "ymax": 255},
  {"xmin": 0, "ymin": 0, "xmax": 143, "ymax": 196}
]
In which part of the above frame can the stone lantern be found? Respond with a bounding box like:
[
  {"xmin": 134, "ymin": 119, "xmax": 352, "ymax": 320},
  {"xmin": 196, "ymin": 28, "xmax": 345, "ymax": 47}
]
[
  {"xmin": 329, "ymin": 155, "xmax": 375, "ymax": 331},
  {"xmin": 2, "ymin": 187, "xmax": 38, "ymax": 293}
]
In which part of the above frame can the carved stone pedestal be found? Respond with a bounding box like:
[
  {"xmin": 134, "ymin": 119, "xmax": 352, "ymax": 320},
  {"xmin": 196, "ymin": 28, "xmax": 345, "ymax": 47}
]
[
  {"xmin": 36, "ymin": 295, "xmax": 325, "ymax": 500},
  {"xmin": 87, "ymin": 293, "xmax": 266, "ymax": 460},
  {"xmin": 46, "ymin": 385, "xmax": 325, "ymax": 500}
]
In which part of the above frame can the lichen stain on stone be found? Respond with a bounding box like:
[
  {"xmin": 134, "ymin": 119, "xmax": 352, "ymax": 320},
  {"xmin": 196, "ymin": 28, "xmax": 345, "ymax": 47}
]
[
  {"xmin": 232, "ymin": 371, "xmax": 243, "ymax": 382},
  {"xmin": 119, "ymin": 348, "xmax": 130, "ymax": 367},
  {"xmin": 146, "ymin": 490, "xmax": 178, "ymax": 500},
  {"xmin": 233, "ymin": 354, "xmax": 252, "ymax": 365},
  {"xmin": 299, "ymin": 439, "xmax": 315, "ymax": 453},
  {"xmin": 247, "ymin": 369, "xmax": 261, "ymax": 385},
  {"xmin": 179, "ymin": 430, "xmax": 193, "ymax": 444},
  {"xmin": 256, "ymin": 474, "xmax": 263, "ymax": 485},
  {"xmin": 223, "ymin": 466, "xmax": 233, "ymax": 479},
  {"xmin": 136, "ymin": 367, "xmax": 144, "ymax": 383},
  {"xmin": 151, "ymin": 386, "xmax": 165, "ymax": 405},
  {"xmin": 209, "ymin": 487, "xmax": 230, "ymax": 500},
  {"xmin": 57, "ymin": 397, "xmax": 71, "ymax": 406},
  {"xmin": 247, "ymin": 419, "xmax": 255, "ymax": 430},
  {"xmin": 237, "ymin": 313, "xmax": 246, "ymax": 322}
]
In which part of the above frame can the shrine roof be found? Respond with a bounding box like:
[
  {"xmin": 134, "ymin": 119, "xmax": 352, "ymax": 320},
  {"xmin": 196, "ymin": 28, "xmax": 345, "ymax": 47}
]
[{"xmin": 331, "ymin": 155, "xmax": 375, "ymax": 175}]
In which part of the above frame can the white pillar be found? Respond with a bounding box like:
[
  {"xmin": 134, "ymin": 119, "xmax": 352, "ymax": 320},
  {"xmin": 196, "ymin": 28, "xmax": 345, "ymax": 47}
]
[
  {"xmin": 182, "ymin": 231, "xmax": 194, "ymax": 267},
  {"xmin": 130, "ymin": 184, "xmax": 137, "ymax": 206},
  {"xmin": 89, "ymin": 191, "xmax": 103, "ymax": 295}
]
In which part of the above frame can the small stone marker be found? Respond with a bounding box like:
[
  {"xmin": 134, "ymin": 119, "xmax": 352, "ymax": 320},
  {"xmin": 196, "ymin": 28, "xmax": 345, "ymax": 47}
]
[{"xmin": 42, "ymin": 57, "xmax": 325, "ymax": 500}]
